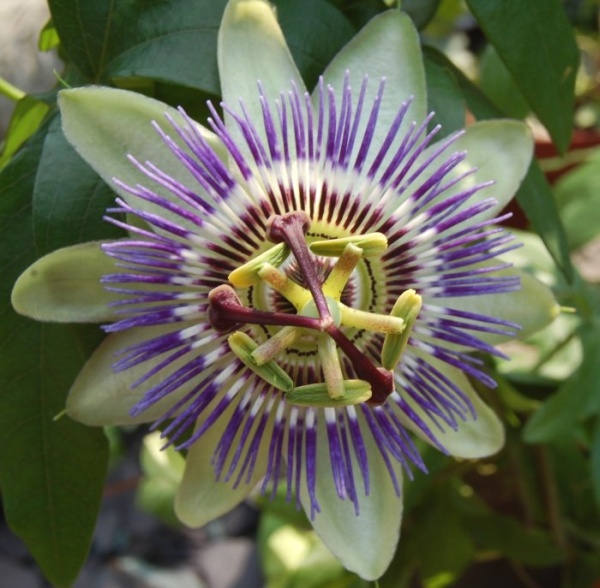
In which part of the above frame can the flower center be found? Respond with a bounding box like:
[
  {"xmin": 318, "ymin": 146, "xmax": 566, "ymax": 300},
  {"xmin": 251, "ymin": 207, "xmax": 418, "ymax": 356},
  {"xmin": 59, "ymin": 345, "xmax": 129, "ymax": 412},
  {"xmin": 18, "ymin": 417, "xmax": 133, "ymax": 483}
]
[{"xmin": 208, "ymin": 212, "xmax": 422, "ymax": 408}]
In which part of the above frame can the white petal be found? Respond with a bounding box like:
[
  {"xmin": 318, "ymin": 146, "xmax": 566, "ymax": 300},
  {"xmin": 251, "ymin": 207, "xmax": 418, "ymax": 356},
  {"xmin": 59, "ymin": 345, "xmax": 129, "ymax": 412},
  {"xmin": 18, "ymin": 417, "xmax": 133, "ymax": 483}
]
[
  {"xmin": 317, "ymin": 10, "xmax": 426, "ymax": 166},
  {"xmin": 67, "ymin": 326, "xmax": 203, "ymax": 426},
  {"xmin": 218, "ymin": 0, "xmax": 305, "ymax": 147},
  {"xmin": 59, "ymin": 87, "xmax": 226, "ymax": 230},
  {"xmin": 416, "ymin": 120, "xmax": 533, "ymax": 221},
  {"xmin": 11, "ymin": 241, "xmax": 119, "ymax": 323},
  {"xmin": 300, "ymin": 412, "xmax": 403, "ymax": 580},
  {"xmin": 428, "ymin": 268, "xmax": 559, "ymax": 344},
  {"xmin": 397, "ymin": 354, "xmax": 505, "ymax": 459},
  {"xmin": 175, "ymin": 392, "xmax": 269, "ymax": 527}
]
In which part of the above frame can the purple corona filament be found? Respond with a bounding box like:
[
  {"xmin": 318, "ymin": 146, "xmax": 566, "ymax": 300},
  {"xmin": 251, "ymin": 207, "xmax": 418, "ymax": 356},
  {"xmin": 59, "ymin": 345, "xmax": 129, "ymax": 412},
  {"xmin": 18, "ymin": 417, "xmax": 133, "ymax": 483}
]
[{"xmin": 101, "ymin": 74, "xmax": 520, "ymax": 517}]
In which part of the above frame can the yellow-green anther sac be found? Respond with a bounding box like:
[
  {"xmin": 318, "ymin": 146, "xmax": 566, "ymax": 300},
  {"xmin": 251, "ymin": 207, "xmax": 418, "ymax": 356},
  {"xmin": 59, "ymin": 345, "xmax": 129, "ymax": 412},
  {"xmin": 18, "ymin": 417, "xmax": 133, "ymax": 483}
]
[
  {"xmin": 318, "ymin": 335, "xmax": 345, "ymax": 399},
  {"xmin": 339, "ymin": 305, "xmax": 406, "ymax": 334},
  {"xmin": 228, "ymin": 331, "xmax": 293, "ymax": 391},
  {"xmin": 251, "ymin": 326, "xmax": 301, "ymax": 366},
  {"xmin": 310, "ymin": 232, "xmax": 388, "ymax": 257},
  {"xmin": 228, "ymin": 243, "xmax": 289, "ymax": 287},
  {"xmin": 257, "ymin": 263, "xmax": 311, "ymax": 309},
  {"xmin": 285, "ymin": 380, "xmax": 372, "ymax": 408},
  {"xmin": 322, "ymin": 243, "xmax": 363, "ymax": 299},
  {"xmin": 381, "ymin": 289, "xmax": 423, "ymax": 370}
]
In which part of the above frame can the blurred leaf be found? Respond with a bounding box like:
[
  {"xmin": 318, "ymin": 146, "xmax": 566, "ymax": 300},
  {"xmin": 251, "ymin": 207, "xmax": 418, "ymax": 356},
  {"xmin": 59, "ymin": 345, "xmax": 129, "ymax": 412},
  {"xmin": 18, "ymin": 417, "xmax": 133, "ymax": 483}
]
[
  {"xmin": 465, "ymin": 513, "xmax": 564, "ymax": 566},
  {"xmin": 39, "ymin": 19, "xmax": 60, "ymax": 52},
  {"xmin": 274, "ymin": 0, "xmax": 355, "ymax": 90},
  {"xmin": 401, "ymin": 0, "xmax": 441, "ymax": 29},
  {"xmin": 333, "ymin": 0, "xmax": 387, "ymax": 30},
  {"xmin": 0, "ymin": 96, "xmax": 49, "ymax": 169},
  {"xmin": 423, "ymin": 46, "xmax": 574, "ymax": 284},
  {"xmin": 555, "ymin": 150, "xmax": 600, "ymax": 250},
  {"xmin": 548, "ymin": 437, "xmax": 600, "ymax": 532},
  {"xmin": 524, "ymin": 326, "xmax": 600, "ymax": 443},
  {"xmin": 137, "ymin": 431, "xmax": 185, "ymax": 526},
  {"xmin": 0, "ymin": 121, "xmax": 110, "ymax": 587},
  {"xmin": 515, "ymin": 163, "xmax": 575, "ymax": 284},
  {"xmin": 479, "ymin": 45, "xmax": 529, "ymax": 120},
  {"xmin": 258, "ymin": 512, "xmax": 360, "ymax": 588},
  {"xmin": 48, "ymin": 0, "xmax": 227, "ymax": 93},
  {"xmin": 424, "ymin": 56, "xmax": 465, "ymax": 138},
  {"xmin": 466, "ymin": 0, "xmax": 579, "ymax": 154},
  {"xmin": 392, "ymin": 486, "xmax": 474, "ymax": 584},
  {"xmin": 592, "ymin": 418, "xmax": 600, "ymax": 509}
]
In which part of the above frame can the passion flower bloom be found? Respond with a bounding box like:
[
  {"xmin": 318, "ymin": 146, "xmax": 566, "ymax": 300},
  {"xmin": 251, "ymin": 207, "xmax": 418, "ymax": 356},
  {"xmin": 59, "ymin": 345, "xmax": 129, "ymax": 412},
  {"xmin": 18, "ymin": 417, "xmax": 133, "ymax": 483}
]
[{"xmin": 12, "ymin": 0, "xmax": 558, "ymax": 579}]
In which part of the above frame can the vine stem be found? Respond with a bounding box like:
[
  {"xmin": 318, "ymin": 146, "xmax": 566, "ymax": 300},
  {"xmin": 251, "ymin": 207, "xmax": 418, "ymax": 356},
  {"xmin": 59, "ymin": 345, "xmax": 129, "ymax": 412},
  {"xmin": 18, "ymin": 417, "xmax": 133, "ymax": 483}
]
[
  {"xmin": 536, "ymin": 446, "xmax": 568, "ymax": 554},
  {"xmin": 0, "ymin": 76, "xmax": 25, "ymax": 102}
]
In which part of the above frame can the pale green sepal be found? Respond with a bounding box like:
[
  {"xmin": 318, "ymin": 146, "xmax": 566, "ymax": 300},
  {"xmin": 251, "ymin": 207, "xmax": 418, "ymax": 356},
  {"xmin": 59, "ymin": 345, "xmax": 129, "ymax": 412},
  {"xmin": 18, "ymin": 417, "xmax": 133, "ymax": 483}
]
[
  {"xmin": 218, "ymin": 0, "xmax": 305, "ymax": 148},
  {"xmin": 175, "ymin": 398, "xmax": 269, "ymax": 527},
  {"xmin": 11, "ymin": 241, "xmax": 119, "ymax": 323},
  {"xmin": 59, "ymin": 87, "xmax": 226, "ymax": 230},
  {"xmin": 317, "ymin": 11, "xmax": 426, "ymax": 165},
  {"xmin": 67, "ymin": 326, "xmax": 200, "ymax": 425},
  {"xmin": 300, "ymin": 414, "xmax": 403, "ymax": 580},
  {"xmin": 428, "ymin": 269, "xmax": 559, "ymax": 345},
  {"xmin": 421, "ymin": 120, "xmax": 533, "ymax": 221},
  {"xmin": 285, "ymin": 380, "xmax": 371, "ymax": 407},
  {"xmin": 397, "ymin": 353, "xmax": 505, "ymax": 458}
]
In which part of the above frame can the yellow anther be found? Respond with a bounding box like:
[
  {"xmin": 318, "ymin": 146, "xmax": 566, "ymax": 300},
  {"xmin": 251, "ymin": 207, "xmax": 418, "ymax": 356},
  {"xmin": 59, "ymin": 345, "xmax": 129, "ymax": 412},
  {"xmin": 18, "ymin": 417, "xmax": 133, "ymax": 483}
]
[
  {"xmin": 258, "ymin": 263, "xmax": 311, "ymax": 309},
  {"xmin": 318, "ymin": 336, "xmax": 345, "ymax": 399},
  {"xmin": 251, "ymin": 326, "xmax": 300, "ymax": 365},
  {"xmin": 322, "ymin": 243, "xmax": 363, "ymax": 299},
  {"xmin": 228, "ymin": 331, "xmax": 293, "ymax": 391},
  {"xmin": 339, "ymin": 305, "xmax": 405, "ymax": 334},
  {"xmin": 228, "ymin": 243, "xmax": 289, "ymax": 287},
  {"xmin": 310, "ymin": 232, "xmax": 388, "ymax": 257},
  {"xmin": 285, "ymin": 380, "xmax": 372, "ymax": 407},
  {"xmin": 381, "ymin": 289, "xmax": 422, "ymax": 370}
]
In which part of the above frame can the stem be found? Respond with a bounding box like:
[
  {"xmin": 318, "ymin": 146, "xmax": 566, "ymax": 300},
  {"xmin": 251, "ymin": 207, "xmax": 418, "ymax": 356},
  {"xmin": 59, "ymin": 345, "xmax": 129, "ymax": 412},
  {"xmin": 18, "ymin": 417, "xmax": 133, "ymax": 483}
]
[
  {"xmin": 0, "ymin": 77, "xmax": 25, "ymax": 102},
  {"xmin": 535, "ymin": 446, "xmax": 568, "ymax": 554},
  {"xmin": 326, "ymin": 324, "xmax": 394, "ymax": 404},
  {"xmin": 267, "ymin": 212, "xmax": 333, "ymax": 327}
]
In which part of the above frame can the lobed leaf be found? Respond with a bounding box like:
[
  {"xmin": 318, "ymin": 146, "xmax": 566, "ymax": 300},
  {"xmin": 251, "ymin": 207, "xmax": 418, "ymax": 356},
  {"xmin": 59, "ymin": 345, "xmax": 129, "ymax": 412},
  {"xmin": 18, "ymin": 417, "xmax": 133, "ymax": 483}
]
[
  {"xmin": 0, "ymin": 120, "xmax": 110, "ymax": 586},
  {"xmin": 466, "ymin": 0, "xmax": 579, "ymax": 154}
]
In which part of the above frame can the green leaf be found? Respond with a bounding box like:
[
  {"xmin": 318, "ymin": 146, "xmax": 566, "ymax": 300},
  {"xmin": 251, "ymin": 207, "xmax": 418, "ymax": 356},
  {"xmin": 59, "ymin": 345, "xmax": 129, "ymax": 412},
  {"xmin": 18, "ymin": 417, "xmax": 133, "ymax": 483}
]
[
  {"xmin": 479, "ymin": 45, "xmax": 529, "ymax": 120},
  {"xmin": 554, "ymin": 150, "xmax": 600, "ymax": 250},
  {"xmin": 33, "ymin": 115, "xmax": 124, "ymax": 251},
  {"xmin": 423, "ymin": 55, "xmax": 465, "ymax": 139},
  {"xmin": 274, "ymin": 0, "xmax": 355, "ymax": 90},
  {"xmin": 466, "ymin": 0, "xmax": 579, "ymax": 154},
  {"xmin": 466, "ymin": 513, "xmax": 564, "ymax": 566},
  {"xmin": 515, "ymin": 163, "xmax": 575, "ymax": 283},
  {"xmin": 39, "ymin": 19, "xmax": 60, "ymax": 51},
  {"xmin": 48, "ymin": 0, "xmax": 227, "ymax": 93},
  {"xmin": 0, "ymin": 122, "xmax": 110, "ymax": 586},
  {"xmin": 394, "ymin": 486, "xmax": 474, "ymax": 583},
  {"xmin": 401, "ymin": 0, "xmax": 441, "ymax": 29},
  {"xmin": 423, "ymin": 46, "xmax": 575, "ymax": 284},
  {"xmin": 0, "ymin": 96, "xmax": 49, "ymax": 169},
  {"xmin": 137, "ymin": 431, "xmax": 185, "ymax": 526},
  {"xmin": 524, "ymin": 325, "xmax": 600, "ymax": 443},
  {"xmin": 592, "ymin": 418, "xmax": 600, "ymax": 509},
  {"xmin": 258, "ymin": 511, "xmax": 351, "ymax": 588}
]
